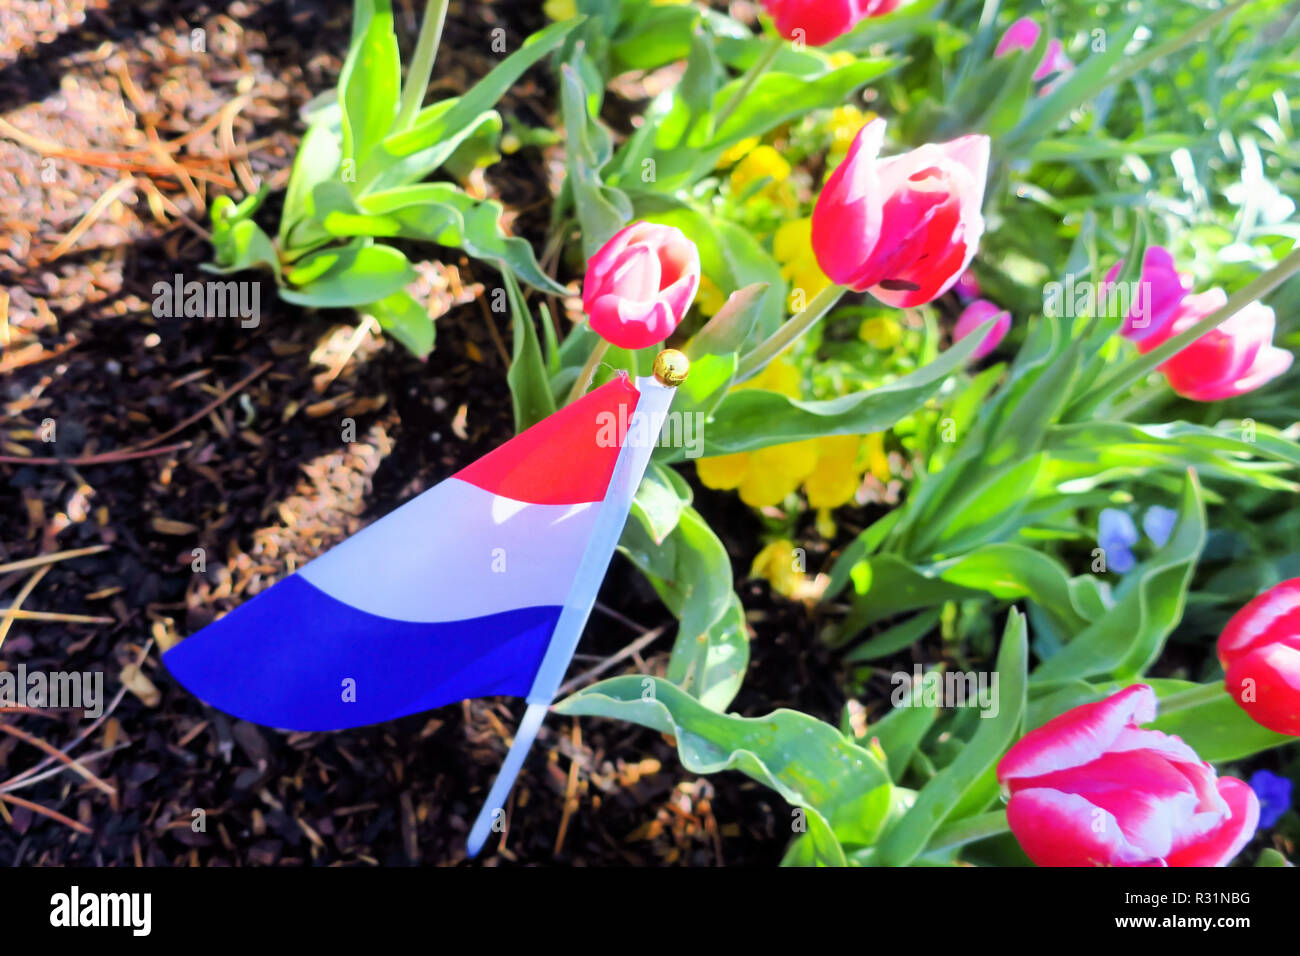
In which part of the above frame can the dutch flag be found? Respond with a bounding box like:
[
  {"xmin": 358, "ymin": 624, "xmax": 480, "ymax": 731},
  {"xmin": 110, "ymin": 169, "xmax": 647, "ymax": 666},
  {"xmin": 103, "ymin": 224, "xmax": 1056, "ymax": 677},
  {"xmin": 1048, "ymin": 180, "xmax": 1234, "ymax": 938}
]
[{"xmin": 164, "ymin": 371, "xmax": 676, "ymax": 855}]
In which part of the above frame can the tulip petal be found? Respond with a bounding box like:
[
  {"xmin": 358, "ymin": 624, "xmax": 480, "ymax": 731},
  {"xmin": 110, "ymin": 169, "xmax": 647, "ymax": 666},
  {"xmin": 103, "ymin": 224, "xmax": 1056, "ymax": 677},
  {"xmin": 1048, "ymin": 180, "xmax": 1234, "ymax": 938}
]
[
  {"xmin": 1006, "ymin": 788, "xmax": 1161, "ymax": 866},
  {"xmin": 995, "ymin": 17, "xmax": 1042, "ymax": 57},
  {"xmin": 1164, "ymin": 777, "xmax": 1260, "ymax": 867},
  {"xmin": 1218, "ymin": 577, "xmax": 1300, "ymax": 664},
  {"xmin": 812, "ymin": 119, "xmax": 887, "ymax": 287},
  {"xmin": 999, "ymin": 684, "xmax": 1157, "ymax": 783},
  {"xmin": 1225, "ymin": 643, "xmax": 1300, "ymax": 736},
  {"xmin": 1123, "ymin": 246, "xmax": 1191, "ymax": 342},
  {"xmin": 1013, "ymin": 750, "xmax": 1208, "ymax": 859},
  {"xmin": 582, "ymin": 223, "xmax": 638, "ymax": 312},
  {"xmin": 760, "ymin": 0, "xmax": 862, "ymax": 46},
  {"xmin": 953, "ymin": 300, "xmax": 1010, "ymax": 359}
]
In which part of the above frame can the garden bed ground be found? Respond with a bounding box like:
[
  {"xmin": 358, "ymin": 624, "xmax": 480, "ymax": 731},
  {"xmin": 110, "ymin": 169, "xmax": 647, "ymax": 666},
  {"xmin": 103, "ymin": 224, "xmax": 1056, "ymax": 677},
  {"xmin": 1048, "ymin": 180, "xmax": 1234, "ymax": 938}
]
[{"xmin": 0, "ymin": 0, "xmax": 876, "ymax": 866}]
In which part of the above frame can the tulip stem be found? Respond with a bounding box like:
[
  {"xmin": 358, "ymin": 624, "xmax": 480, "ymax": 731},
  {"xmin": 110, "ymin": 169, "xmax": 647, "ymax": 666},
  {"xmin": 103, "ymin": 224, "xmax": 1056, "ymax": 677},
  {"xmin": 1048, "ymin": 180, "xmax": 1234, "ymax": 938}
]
[
  {"xmin": 1067, "ymin": 243, "xmax": 1300, "ymax": 419},
  {"xmin": 565, "ymin": 338, "xmax": 611, "ymax": 405},
  {"xmin": 733, "ymin": 284, "xmax": 846, "ymax": 384},
  {"xmin": 395, "ymin": 0, "xmax": 451, "ymax": 131},
  {"xmin": 715, "ymin": 38, "xmax": 783, "ymax": 133},
  {"xmin": 923, "ymin": 810, "xmax": 1010, "ymax": 855},
  {"xmin": 1152, "ymin": 681, "xmax": 1229, "ymax": 717}
]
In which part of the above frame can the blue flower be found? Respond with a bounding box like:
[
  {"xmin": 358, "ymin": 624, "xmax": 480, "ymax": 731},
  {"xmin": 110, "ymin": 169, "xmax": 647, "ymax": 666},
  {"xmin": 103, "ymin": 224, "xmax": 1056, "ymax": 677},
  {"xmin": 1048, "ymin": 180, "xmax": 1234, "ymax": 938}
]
[
  {"xmin": 1250, "ymin": 769, "xmax": 1293, "ymax": 829},
  {"xmin": 1099, "ymin": 508, "xmax": 1139, "ymax": 573},
  {"xmin": 1143, "ymin": 505, "xmax": 1178, "ymax": 548}
]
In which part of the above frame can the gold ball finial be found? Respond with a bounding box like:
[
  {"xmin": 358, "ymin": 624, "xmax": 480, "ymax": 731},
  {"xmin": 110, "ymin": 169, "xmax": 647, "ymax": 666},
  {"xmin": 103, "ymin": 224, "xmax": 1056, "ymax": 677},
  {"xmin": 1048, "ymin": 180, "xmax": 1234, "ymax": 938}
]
[{"xmin": 653, "ymin": 349, "xmax": 690, "ymax": 387}]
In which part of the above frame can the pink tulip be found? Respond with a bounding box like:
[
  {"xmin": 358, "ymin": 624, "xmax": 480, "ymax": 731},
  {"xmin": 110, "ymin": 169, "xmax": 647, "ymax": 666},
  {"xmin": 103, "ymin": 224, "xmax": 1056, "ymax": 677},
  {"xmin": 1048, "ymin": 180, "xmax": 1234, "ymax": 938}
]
[
  {"xmin": 758, "ymin": 0, "xmax": 900, "ymax": 47},
  {"xmin": 1106, "ymin": 246, "xmax": 1294, "ymax": 400},
  {"xmin": 998, "ymin": 685, "xmax": 1259, "ymax": 867},
  {"xmin": 1135, "ymin": 292, "xmax": 1293, "ymax": 401},
  {"xmin": 1218, "ymin": 578, "xmax": 1300, "ymax": 737},
  {"xmin": 811, "ymin": 118, "xmax": 990, "ymax": 308},
  {"xmin": 582, "ymin": 222, "xmax": 700, "ymax": 350},
  {"xmin": 994, "ymin": 17, "xmax": 1074, "ymax": 86},
  {"xmin": 1106, "ymin": 246, "xmax": 1193, "ymax": 344},
  {"xmin": 953, "ymin": 299, "xmax": 1010, "ymax": 359}
]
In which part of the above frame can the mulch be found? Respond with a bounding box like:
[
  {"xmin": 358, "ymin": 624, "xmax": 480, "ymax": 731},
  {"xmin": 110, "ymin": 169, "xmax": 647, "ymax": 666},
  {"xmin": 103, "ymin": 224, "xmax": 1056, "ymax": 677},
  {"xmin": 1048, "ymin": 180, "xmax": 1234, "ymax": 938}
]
[{"xmin": 0, "ymin": 0, "xmax": 868, "ymax": 866}]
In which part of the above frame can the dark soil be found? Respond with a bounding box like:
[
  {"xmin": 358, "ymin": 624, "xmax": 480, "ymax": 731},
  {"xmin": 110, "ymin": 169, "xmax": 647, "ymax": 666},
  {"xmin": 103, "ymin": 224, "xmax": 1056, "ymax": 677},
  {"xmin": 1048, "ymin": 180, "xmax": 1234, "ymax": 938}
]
[{"xmin": 0, "ymin": 0, "xmax": 858, "ymax": 866}]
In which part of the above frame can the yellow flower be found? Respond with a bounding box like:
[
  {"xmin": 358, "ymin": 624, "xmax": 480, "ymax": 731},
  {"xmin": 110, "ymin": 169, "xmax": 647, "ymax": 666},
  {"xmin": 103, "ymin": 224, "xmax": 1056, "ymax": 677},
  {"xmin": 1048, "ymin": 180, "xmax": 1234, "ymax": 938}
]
[
  {"xmin": 716, "ymin": 136, "xmax": 760, "ymax": 169},
  {"xmin": 695, "ymin": 275, "xmax": 727, "ymax": 317},
  {"xmin": 730, "ymin": 145, "xmax": 794, "ymax": 206},
  {"xmin": 804, "ymin": 435, "xmax": 862, "ymax": 509},
  {"xmin": 774, "ymin": 218, "xmax": 832, "ymax": 303},
  {"xmin": 735, "ymin": 354, "xmax": 802, "ymax": 398},
  {"xmin": 858, "ymin": 315, "xmax": 903, "ymax": 350},
  {"xmin": 543, "ymin": 0, "xmax": 577, "ymax": 20},
  {"xmin": 739, "ymin": 441, "xmax": 819, "ymax": 507},
  {"xmin": 865, "ymin": 432, "xmax": 891, "ymax": 482},
  {"xmin": 751, "ymin": 539, "xmax": 807, "ymax": 600},
  {"xmin": 696, "ymin": 437, "xmax": 820, "ymax": 509},
  {"xmin": 827, "ymin": 52, "xmax": 857, "ymax": 69},
  {"xmin": 695, "ymin": 451, "xmax": 748, "ymax": 490},
  {"xmin": 815, "ymin": 507, "xmax": 838, "ymax": 539}
]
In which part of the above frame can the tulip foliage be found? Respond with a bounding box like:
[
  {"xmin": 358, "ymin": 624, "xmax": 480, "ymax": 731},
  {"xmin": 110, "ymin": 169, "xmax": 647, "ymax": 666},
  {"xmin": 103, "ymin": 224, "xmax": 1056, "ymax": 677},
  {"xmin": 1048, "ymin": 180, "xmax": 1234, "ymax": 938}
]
[
  {"xmin": 205, "ymin": 0, "xmax": 578, "ymax": 357},
  {"xmin": 535, "ymin": 0, "xmax": 1300, "ymax": 867},
  {"xmin": 208, "ymin": 0, "xmax": 1300, "ymax": 865}
]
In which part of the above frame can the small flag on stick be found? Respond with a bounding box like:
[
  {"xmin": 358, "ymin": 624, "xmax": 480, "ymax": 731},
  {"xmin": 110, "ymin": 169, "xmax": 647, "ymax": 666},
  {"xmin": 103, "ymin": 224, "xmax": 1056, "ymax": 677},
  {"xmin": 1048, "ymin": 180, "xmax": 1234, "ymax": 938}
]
[{"xmin": 165, "ymin": 356, "xmax": 685, "ymax": 857}]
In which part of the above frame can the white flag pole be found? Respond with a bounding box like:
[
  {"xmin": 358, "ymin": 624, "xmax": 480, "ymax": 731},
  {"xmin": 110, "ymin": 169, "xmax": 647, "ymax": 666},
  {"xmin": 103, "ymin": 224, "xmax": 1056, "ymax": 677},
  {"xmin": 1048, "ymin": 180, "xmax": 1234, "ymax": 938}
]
[{"xmin": 465, "ymin": 355, "xmax": 685, "ymax": 858}]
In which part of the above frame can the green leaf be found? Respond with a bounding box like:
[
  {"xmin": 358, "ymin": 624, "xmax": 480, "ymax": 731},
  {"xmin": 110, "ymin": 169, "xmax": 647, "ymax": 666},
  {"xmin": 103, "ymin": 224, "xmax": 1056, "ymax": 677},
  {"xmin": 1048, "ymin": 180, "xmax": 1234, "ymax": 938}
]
[
  {"xmin": 912, "ymin": 454, "xmax": 1046, "ymax": 556},
  {"xmin": 1043, "ymin": 420, "xmax": 1300, "ymax": 486},
  {"xmin": 1256, "ymin": 849, "xmax": 1292, "ymax": 867},
  {"xmin": 206, "ymin": 217, "xmax": 281, "ymax": 282},
  {"xmin": 502, "ymin": 267, "xmax": 555, "ymax": 432},
  {"xmin": 609, "ymin": 2, "xmax": 700, "ymax": 73},
  {"xmin": 922, "ymin": 810, "xmax": 1010, "ymax": 858},
  {"xmin": 361, "ymin": 288, "xmax": 434, "ymax": 357},
  {"xmin": 281, "ymin": 243, "xmax": 416, "ymax": 307},
  {"xmin": 338, "ymin": 6, "xmax": 400, "ymax": 168},
  {"xmin": 279, "ymin": 120, "xmax": 343, "ymax": 246},
  {"xmin": 629, "ymin": 460, "xmax": 692, "ymax": 545},
  {"xmin": 837, "ymin": 555, "xmax": 983, "ymax": 639},
  {"xmin": 344, "ymin": 184, "xmax": 565, "ymax": 295},
  {"xmin": 620, "ymin": 505, "xmax": 747, "ymax": 710},
  {"xmin": 363, "ymin": 104, "xmax": 502, "ymax": 193},
  {"xmin": 358, "ymin": 17, "xmax": 583, "ymax": 188},
  {"xmin": 1148, "ymin": 684, "xmax": 1293, "ymax": 763},
  {"xmin": 684, "ymin": 282, "xmax": 768, "ymax": 359},
  {"xmin": 683, "ymin": 329, "xmax": 985, "ymax": 459},
  {"xmin": 867, "ymin": 675, "xmax": 940, "ymax": 780},
  {"xmin": 844, "ymin": 608, "xmax": 942, "ymax": 663},
  {"xmin": 668, "ymin": 594, "xmax": 749, "ymax": 713},
  {"xmin": 780, "ymin": 809, "xmax": 852, "ymax": 867},
  {"xmin": 560, "ymin": 62, "xmax": 633, "ymax": 258},
  {"xmin": 1028, "ymin": 133, "xmax": 1202, "ymax": 164},
  {"xmin": 836, "ymin": 543, "xmax": 1098, "ymax": 647},
  {"xmin": 875, "ymin": 610, "xmax": 1028, "ymax": 866},
  {"xmin": 441, "ymin": 110, "xmax": 504, "ymax": 181},
  {"xmin": 555, "ymin": 675, "xmax": 892, "ymax": 860}
]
